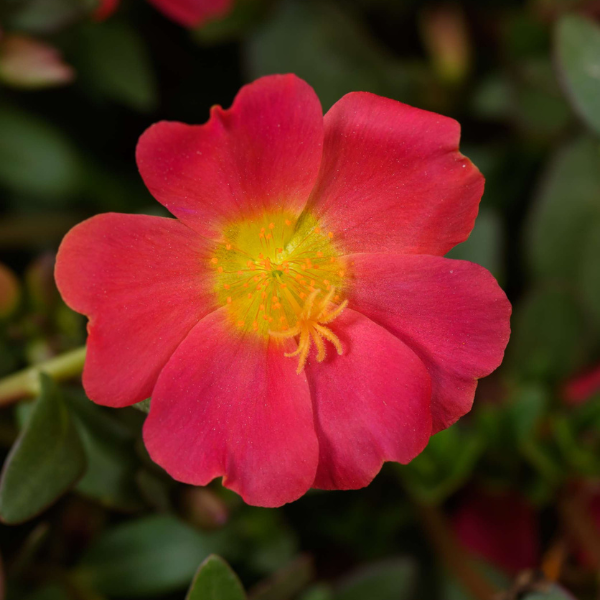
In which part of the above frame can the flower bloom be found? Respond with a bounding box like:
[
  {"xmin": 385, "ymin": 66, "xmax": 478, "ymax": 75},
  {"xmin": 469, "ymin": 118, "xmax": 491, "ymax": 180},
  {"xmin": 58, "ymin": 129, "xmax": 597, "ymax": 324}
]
[
  {"xmin": 55, "ymin": 74, "xmax": 511, "ymax": 507},
  {"xmin": 94, "ymin": 0, "xmax": 232, "ymax": 27},
  {"xmin": 451, "ymin": 488, "xmax": 539, "ymax": 575},
  {"xmin": 0, "ymin": 34, "xmax": 74, "ymax": 89},
  {"xmin": 562, "ymin": 362, "xmax": 600, "ymax": 405}
]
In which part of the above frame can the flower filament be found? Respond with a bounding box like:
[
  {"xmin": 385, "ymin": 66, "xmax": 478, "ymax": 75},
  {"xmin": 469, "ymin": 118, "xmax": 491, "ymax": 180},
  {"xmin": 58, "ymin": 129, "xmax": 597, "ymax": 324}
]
[{"xmin": 210, "ymin": 212, "xmax": 349, "ymax": 371}]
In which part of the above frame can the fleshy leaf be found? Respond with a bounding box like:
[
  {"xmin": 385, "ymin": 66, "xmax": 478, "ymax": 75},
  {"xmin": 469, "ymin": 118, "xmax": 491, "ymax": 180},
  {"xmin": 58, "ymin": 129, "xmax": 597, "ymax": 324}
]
[
  {"xmin": 0, "ymin": 374, "xmax": 86, "ymax": 524},
  {"xmin": 0, "ymin": 104, "xmax": 82, "ymax": 199},
  {"xmin": 76, "ymin": 21, "xmax": 157, "ymax": 112},
  {"xmin": 527, "ymin": 136, "xmax": 600, "ymax": 282},
  {"xmin": 186, "ymin": 555, "xmax": 246, "ymax": 600},
  {"xmin": 335, "ymin": 559, "xmax": 416, "ymax": 600},
  {"xmin": 66, "ymin": 391, "xmax": 144, "ymax": 511},
  {"xmin": 75, "ymin": 515, "xmax": 220, "ymax": 597},
  {"xmin": 556, "ymin": 15, "xmax": 600, "ymax": 135}
]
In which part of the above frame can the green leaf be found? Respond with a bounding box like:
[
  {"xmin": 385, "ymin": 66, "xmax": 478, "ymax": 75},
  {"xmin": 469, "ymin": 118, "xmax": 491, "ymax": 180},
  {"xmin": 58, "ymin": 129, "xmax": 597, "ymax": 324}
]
[
  {"xmin": 4, "ymin": 0, "xmax": 93, "ymax": 33},
  {"xmin": 76, "ymin": 515, "xmax": 218, "ymax": 597},
  {"xmin": 446, "ymin": 209, "xmax": 504, "ymax": 280},
  {"xmin": 0, "ymin": 104, "xmax": 83, "ymax": 199},
  {"xmin": 335, "ymin": 559, "xmax": 416, "ymax": 600},
  {"xmin": 0, "ymin": 374, "xmax": 86, "ymax": 524},
  {"xmin": 508, "ymin": 384, "xmax": 549, "ymax": 443},
  {"xmin": 556, "ymin": 14, "xmax": 600, "ymax": 135},
  {"xmin": 66, "ymin": 391, "xmax": 144, "ymax": 511},
  {"xmin": 186, "ymin": 555, "xmax": 246, "ymax": 600},
  {"xmin": 194, "ymin": 0, "xmax": 269, "ymax": 44},
  {"xmin": 250, "ymin": 556, "xmax": 314, "ymax": 600},
  {"xmin": 77, "ymin": 21, "xmax": 158, "ymax": 112},
  {"xmin": 400, "ymin": 427, "xmax": 483, "ymax": 504},
  {"xmin": 578, "ymin": 220, "xmax": 600, "ymax": 331},
  {"xmin": 507, "ymin": 286, "xmax": 589, "ymax": 381},
  {"xmin": 527, "ymin": 136, "xmax": 600, "ymax": 282},
  {"xmin": 246, "ymin": 0, "xmax": 417, "ymax": 111}
]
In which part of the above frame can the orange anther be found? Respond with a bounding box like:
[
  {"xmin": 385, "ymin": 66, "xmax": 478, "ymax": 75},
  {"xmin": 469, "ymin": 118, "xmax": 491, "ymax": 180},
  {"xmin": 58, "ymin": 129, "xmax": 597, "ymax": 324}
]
[
  {"xmin": 285, "ymin": 219, "xmax": 291, "ymax": 226},
  {"xmin": 252, "ymin": 321, "xmax": 258, "ymax": 330},
  {"xmin": 338, "ymin": 270, "xmax": 345, "ymax": 277},
  {"xmin": 266, "ymin": 234, "xmax": 272, "ymax": 240},
  {"xmin": 328, "ymin": 232, "xmax": 333, "ymax": 238},
  {"xmin": 210, "ymin": 257, "xmax": 218, "ymax": 264},
  {"xmin": 263, "ymin": 315, "xmax": 269, "ymax": 321},
  {"xmin": 260, "ymin": 304, "xmax": 265, "ymax": 311},
  {"xmin": 237, "ymin": 320, "xmax": 244, "ymax": 327},
  {"xmin": 226, "ymin": 244, "xmax": 232, "ymax": 250},
  {"xmin": 259, "ymin": 253, "xmax": 264, "ymax": 259},
  {"xmin": 224, "ymin": 284, "xmax": 230, "ymax": 290},
  {"xmin": 246, "ymin": 261, "xmax": 253, "ymax": 267},
  {"xmin": 227, "ymin": 297, "xmax": 232, "ymax": 304},
  {"xmin": 268, "ymin": 222, "xmax": 275, "ymax": 229},
  {"xmin": 259, "ymin": 232, "xmax": 264, "ymax": 238},
  {"xmin": 247, "ymin": 293, "xmax": 253, "ymax": 299},
  {"xmin": 324, "ymin": 280, "xmax": 330, "ymax": 285},
  {"xmin": 300, "ymin": 292, "xmax": 306, "ymax": 299},
  {"xmin": 334, "ymin": 295, "xmax": 340, "ymax": 301},
  {"xmin": 217, "ymin": 266, "xmax": 223, "ymax": 273},
  {"xmin": 243, "ymin": 282, "xmax": 248, "ymax": 288},
  {"xmin": 280, "ymin": 316, "xmax": 286, "ymax": 322},
  {"xmin": 237, "ymin": 270, "xmax": 243, "ymax": 275},
  {"xmin": 315, "ymin": 227, "xmax": 321, "ymax": 234},
  {"xmin": 280, "ymin": 283, "xmax": 287, "ymax": 288},
  {"xmin": 262, "ymin": 292, "xmax": 267, "ymax": 299},
  {"xmin": 272, "ymin": 296, "xmax": 278, "ymax": 302},
  {"xmin": 316, "ymin": 251, "xmax": 323, "ymax": 258}
]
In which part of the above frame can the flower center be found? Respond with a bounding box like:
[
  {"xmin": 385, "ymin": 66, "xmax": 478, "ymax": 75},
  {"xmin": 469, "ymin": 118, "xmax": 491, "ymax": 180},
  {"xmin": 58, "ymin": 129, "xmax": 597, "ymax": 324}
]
[{"xmin": 210, "ymin": 211, "xmax": 349, "ymax": 371}]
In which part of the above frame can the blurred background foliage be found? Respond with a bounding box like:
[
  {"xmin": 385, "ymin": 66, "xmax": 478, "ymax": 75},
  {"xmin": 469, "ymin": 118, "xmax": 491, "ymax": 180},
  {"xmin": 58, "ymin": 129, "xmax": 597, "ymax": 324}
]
[{"xmin": 0, "ymin": 0, "xmax": 599, "ymax": 599}]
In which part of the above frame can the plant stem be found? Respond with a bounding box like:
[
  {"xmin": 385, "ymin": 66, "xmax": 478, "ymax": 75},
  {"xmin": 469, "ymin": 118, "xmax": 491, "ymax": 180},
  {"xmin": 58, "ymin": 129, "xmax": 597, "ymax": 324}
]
[
  {"xmin": 0, "ymin": 346, "xmax": 86, "ymax": 405},
  {"xmin": 416, "ymin": 503, "xmax": 500, "ymax": 600}
]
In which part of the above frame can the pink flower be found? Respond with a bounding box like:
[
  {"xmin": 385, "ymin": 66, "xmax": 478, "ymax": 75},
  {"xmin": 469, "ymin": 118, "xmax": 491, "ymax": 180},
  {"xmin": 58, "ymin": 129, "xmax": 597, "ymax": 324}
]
[
  {"xmin": 55, "ymin": 75, "xmax": 511, "ymax": 507},
  {"xmin": 562, "ymin": 362, "xmax": 600, "ymax": 405},
  {"xmin": 452, "ymin": 488, "xmax": 540, "ymax": 575},
  {"xmin": 94, "ymin": 0, "xmax": 232, "ymax": 27},
  {"xmin": 0, "ymin": 34, "xmax": 74, "ymax": 89}
]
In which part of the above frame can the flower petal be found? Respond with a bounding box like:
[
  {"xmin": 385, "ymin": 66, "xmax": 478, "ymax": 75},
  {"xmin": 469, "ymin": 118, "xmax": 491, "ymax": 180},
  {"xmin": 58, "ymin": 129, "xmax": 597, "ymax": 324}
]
[
  {"xmin": 137, "ymin": 74, "xmax": 323, "ymax": 237},
  {"xmin": 306, "ymin": 309, "xmax": 432, "ymax": 490},
  {"xmin": 144, "ymin": 308, "xmax": 318, "ymax": 507},
  {"xmin": 306, "ymin": 92, "xmax": 483, "ymax": 255},
  {"xmin": 55, "ymin": 213, "xmax": 215, "ymax": 407},
  {"xmin": 147, "ymin": 0, "xmax": 231, "ymax": 27},
  {"xmin": 348, "ymin": 253, "xmax": 511, "ymax": 432}
]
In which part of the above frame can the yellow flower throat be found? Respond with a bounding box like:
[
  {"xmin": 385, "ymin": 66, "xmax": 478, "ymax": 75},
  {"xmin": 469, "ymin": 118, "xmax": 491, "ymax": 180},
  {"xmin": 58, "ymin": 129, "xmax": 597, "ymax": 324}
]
[{"xmin": 210, "ymin": 211, "xmax": 348, "ymax": 373}]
